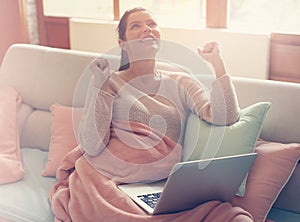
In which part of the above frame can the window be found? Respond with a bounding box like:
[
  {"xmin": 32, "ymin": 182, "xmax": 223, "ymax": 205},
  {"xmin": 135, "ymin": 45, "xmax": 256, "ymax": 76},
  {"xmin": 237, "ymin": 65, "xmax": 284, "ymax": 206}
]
[
  {"xmin": 229, "ymin": 0, "xmax": 300, "ymax": 33},
  {"xmin": 120, "ymin": 0, "xmax": 206, "ymax": 28},
  {"xmin": 43, "ymin": 0, "xmax": 300, "ymax": 33},
  {"xmin": 43, "ymin": 0, "xmax": 206, "ymax": 28},
  {"xmin": 43, "ymin": 0, "xmax": 114, "ymax": 20}
]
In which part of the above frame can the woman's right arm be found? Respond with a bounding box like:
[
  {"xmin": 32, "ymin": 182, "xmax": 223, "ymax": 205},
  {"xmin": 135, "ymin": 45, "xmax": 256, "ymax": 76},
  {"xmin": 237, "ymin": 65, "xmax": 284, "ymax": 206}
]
[{"xmin": 77, "ymin": 58, "xmax": 115, "ymax": 156}]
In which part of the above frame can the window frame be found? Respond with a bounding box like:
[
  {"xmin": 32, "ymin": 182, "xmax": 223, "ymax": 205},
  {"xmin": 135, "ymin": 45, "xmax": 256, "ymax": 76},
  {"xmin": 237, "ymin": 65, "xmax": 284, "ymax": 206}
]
[
  {"xmin": 112, "ymin": 0, "xmax": 228, "ymax": 28},
  {"xmin": 206, "ymin": 0, "xmax": 228, "ymax": 28}
]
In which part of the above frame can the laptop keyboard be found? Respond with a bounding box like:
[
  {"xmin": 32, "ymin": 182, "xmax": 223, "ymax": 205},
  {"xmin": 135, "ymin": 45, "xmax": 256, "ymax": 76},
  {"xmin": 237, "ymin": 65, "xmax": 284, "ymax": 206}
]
[{"xmin": 137, "ymin": 192, "xmax": 162, "ymax": 209}]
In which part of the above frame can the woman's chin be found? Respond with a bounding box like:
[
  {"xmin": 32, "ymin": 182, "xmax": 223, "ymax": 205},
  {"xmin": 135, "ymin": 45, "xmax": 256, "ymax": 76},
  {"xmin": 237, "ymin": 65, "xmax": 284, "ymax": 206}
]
[{"xmin": 130, "ymin": 48, "xmax": 159, "ymax": 62}]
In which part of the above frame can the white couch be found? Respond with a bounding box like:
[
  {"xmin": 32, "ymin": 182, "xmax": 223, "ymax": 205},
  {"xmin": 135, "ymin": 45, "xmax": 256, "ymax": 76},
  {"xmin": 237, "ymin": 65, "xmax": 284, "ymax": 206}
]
[{"xmin": 0, "ymin": 44, "xmax": 299, "ymax": 222}]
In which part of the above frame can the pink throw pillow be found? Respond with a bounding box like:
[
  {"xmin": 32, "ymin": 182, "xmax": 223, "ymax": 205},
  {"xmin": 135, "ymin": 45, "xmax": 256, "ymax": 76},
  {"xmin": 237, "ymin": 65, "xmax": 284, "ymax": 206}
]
[
  {"xmin": 231, "ymin": 140, "xmax": 300, "ymax": 222},
  {"xmin": 0, "ymin": 87, "xmax": 24, "ymax": 184},
  {"xmin": 43, "ymin": 104, "xmax": 82, "ymax": 177}
]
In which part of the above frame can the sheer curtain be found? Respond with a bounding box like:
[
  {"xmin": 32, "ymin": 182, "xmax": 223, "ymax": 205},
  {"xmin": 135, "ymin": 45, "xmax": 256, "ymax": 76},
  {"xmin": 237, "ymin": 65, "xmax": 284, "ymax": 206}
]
[{"xmin": 26, "ymin": 0, "xmax": 39, "ymax": 44}]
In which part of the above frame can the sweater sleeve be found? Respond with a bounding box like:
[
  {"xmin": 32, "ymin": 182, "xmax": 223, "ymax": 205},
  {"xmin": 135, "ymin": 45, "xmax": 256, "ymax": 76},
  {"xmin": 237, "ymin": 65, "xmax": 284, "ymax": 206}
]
[
  {"xmin": 183, "ymin": 74, "xmax": 240, "ymax": 125},
  {"xmin": 77, "ymin": 76, "xmax": 114, "ymax": 156}
]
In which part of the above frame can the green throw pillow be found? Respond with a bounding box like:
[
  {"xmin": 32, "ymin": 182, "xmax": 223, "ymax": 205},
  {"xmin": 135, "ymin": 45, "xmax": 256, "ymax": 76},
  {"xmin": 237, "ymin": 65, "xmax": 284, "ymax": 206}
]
[{"xmin": 183, "ymin": 102, "xmax": 271, "ymax": 196}]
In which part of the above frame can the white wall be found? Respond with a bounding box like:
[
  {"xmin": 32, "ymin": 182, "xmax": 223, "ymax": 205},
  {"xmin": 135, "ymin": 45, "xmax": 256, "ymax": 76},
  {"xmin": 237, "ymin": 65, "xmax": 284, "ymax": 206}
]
[{"xmin": 70, "ymin": 18, "xmax": 270, "ymax": 79}]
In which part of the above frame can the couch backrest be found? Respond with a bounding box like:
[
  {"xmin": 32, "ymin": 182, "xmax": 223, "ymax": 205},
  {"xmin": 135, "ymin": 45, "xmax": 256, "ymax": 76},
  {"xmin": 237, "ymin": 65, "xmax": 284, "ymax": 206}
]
[
  {"xmin": 0, "ymin": 44, "xmax": 215, "ymax": 150},
  {"xmin": 0, "ymin": 44, "xmax": 299, "ymax": 151},
  {"xmin": 233, "ymin": 77, "xmax": 300, "ymax": 144},
  {"xmin": 0, "ymin": 44, "xmax": 98, "ymax": 150},
  {"xmin": 198, "ymin": 75, "xmax": 300, "ymax": 144}
]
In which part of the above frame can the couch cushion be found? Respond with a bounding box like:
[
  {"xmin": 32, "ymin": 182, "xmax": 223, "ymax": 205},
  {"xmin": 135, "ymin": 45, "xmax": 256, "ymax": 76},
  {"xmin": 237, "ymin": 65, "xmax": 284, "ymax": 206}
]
[
  {"xmin": 43, "ymin": 104, "xmax": 82, "ymax": 177},
  {"xmin": 0, "ymin": 44, "xmax": 98, "ymax": 150},
  {"xmin": 231, "ymin": 140, "xmax": 300, "ymax": 222},
  {"xmin": 0, "ymin": 44, "xmax": 98, "ymax": 110},
  {"xmin": 20, "ymin": 109, "xmax": 51, "ymax": 151},
  {"xmin": 267, "ymin": 207, "xmax": 300, "ymax": 222},
  {"xmin": 274, "ymin": 163, "xmax": 300, "ymax": 213},
  {"xmin": 0, "ymin": 87, "xmax": 24, "ymax": 184},
  {"xmin": 232, "ymin": 77, "xmax": 300, "ymax": 144},
  {"xmin": 184, "ymin": 102, "xmax": 270, "ymax": 196},
  {"xmin": 0, "ymin": 148, "xmax": 56, "ymax": 222},
  {"xmin": 184, "ymin": 102, "xmax": 271, "ymax": 161}
]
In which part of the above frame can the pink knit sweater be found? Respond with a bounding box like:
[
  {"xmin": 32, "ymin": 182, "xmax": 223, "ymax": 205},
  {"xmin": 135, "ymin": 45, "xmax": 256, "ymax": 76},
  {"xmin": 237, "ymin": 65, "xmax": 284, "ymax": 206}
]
[{"xmin": 77, "ymin": 70, "xmax": 240, "ymax": 182}]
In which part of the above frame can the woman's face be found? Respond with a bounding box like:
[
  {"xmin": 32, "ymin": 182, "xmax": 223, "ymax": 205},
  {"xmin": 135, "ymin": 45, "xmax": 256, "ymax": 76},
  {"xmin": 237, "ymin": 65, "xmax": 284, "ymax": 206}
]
[
  {"xmin": 120, "ymin": 10, "xmax": 161, "ymax": 61},
  {"xmin": 124, "ymin": 10, "xmax": 160, "ymax": 42}
]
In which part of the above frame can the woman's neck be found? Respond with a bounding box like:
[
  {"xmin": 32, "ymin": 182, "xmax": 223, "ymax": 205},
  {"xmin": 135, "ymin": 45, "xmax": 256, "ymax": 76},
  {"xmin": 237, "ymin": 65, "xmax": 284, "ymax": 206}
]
[{"xmin": 128, "ymin": 59, "xmax": 156, "ymax": 77}]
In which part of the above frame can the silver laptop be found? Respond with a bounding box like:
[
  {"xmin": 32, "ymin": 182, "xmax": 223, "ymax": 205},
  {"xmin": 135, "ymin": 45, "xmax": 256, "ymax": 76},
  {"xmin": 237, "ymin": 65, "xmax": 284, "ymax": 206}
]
[{"xmin": 118, "ymin": 152, "xmax": 257, "ymax": 215}]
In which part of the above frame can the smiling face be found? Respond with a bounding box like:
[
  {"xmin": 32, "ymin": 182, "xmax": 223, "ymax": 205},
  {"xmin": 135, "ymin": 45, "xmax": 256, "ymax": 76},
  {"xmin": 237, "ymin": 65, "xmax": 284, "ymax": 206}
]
[
  {"xmin": 119, "ymin": 10, "xmax": 161, "ymax": 62},
  {"xmin": 124, "ymin": 10, "xmax": 160, "ymax": 42}
]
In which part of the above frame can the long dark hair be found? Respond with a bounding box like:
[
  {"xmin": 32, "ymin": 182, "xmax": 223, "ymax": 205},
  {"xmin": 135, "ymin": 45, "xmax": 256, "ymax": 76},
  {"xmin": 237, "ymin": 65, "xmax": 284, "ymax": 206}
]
[{"xmin": 116, "ymin": 7, "xmax": 147, "ymax": 71}]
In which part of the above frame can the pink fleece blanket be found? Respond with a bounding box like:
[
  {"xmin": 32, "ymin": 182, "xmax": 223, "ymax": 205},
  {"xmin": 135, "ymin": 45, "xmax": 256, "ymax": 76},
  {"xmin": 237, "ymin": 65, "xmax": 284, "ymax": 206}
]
[
  {"xmin": 0, "ymin": 87, "xmax": 24, "ymax": 184},
  {"xmin": 49, "ymin": 147, "xmax": 253, "ymax": 222},
  {"xmin": 49, "ymin": 120, "xmax": 254, "ymax": 222}
]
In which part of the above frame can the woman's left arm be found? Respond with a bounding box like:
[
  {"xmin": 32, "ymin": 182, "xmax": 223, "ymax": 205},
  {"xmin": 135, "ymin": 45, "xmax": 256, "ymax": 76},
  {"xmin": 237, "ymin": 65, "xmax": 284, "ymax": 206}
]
[
  {"xmin": 184, "ymin": 42, "xmax": 240, "ymax": 125},
  {"xmin": 197, "ymin": 41, "xmax": 226, "ymax": 78}
]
